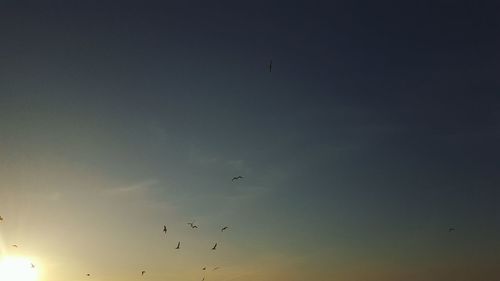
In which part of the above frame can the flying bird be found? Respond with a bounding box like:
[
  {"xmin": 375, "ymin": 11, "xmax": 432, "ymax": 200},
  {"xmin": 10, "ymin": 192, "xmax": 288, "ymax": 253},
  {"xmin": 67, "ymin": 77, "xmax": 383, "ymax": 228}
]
[
  {"xmin": 187, "ymin": 222, "xmax": 198, "ymax": 228},
  {"xmin": 163, "ymin": 225, "xmax": 167, "ymax": 235},
  {"xmin": 31, "ymin": 263, "xmax": 35, "ymax": 268},
  {"xmin": 86, "ymin": 273, "xmax": 91, "ymax": 276},
  {"xmin": 221, "ymin": 226, "xmax": 228, "ymax": 232},
  {"xmin": 0, "ymin": 216, "xmax": 3, "ymax": 221},
  {"xmin": 176, "ymin": 241, "xmax": 181, "ymax": 249},
  {"xmin": 202, "ymin": 267, "xmax": 206, "ymax": 270},
  {"xmin": 201, "ymin": 277, "xmax": 205, "ymax": 281},
  {"xmin": 12, "ymin": 244, "xmax": 18, "ymax": 248},
  {"xmin": 141, "ymin": 270, "xmax": 146, "ymax": 276},
  {"xmin": 448, "ymin": 227, "xmax": 456, "ymax": 232},
  {"xmin": 213, "ymin": 267, "xmax": 220, "ymax": 271},
  {"xmin": 231, "ymin": 176, "xmax": 243, "ymax": 182},
  {"xmin": 211, "ymin": 243, "xmax": 217, "ymax": 250}
]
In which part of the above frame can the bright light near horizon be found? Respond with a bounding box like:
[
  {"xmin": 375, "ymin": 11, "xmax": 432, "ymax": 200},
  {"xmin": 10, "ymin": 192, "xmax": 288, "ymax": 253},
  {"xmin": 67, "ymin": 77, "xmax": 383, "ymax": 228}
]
[{"xmin": 0, "ymin": 256, "xmax": 39, "ymax": 281}]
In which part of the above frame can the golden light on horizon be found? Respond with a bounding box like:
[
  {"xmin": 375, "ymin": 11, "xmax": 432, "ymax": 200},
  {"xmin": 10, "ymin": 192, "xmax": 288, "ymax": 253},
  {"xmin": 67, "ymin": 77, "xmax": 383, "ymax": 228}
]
[{"xmin": 0, "ymin": 256, "xmax": 39, "ymax": 281}]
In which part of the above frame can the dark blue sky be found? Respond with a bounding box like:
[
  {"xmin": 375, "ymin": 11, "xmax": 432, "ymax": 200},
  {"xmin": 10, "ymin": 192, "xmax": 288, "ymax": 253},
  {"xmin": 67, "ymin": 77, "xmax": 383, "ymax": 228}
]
[{"xmin": 1, "ymin": 1, "xmax": 499, "ymax": 281}]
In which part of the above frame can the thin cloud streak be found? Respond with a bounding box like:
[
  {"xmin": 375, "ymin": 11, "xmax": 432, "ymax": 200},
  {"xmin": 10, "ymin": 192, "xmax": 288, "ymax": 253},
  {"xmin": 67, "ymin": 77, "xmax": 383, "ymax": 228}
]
[{"xmin": 102, "ymin": 179, "xmax": 159, "ymax": 195}]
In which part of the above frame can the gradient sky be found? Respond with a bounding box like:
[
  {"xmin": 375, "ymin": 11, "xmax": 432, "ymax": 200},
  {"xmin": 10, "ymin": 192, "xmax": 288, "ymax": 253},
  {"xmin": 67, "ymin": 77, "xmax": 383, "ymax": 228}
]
[{"xmin": 0, "ymin": 1, "xmax": 499, "ymax": 281}]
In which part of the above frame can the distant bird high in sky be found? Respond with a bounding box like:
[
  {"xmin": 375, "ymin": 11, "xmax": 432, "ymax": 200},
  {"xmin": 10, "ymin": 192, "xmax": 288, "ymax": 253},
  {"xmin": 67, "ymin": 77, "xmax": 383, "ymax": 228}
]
[
  {"xmin": 86, "ymin": 273, "xmax": 90, "ymax": 277},
  {"xmin": 31, "ymin": 263, "xmax": 35, "ymax": 268},
  {"xmin": 187, "ymin": 222, "xmax": 198, "ymax": 229},
  {"xmin": 11, "ymin": 244, "xmax": 18, "ymax": 248},
  {"xmin": 176, "ymin": 241, "xmax": 181, "ymax": 249},
  {"xmin": 221, "ymin": 226, "xmax": 228, "ymax": 232},
  {"xmin": 0, "ymin": 215, "xmax": 3, "ymax": 221},
  {"xmin": 163, "ymin": 225, "xmax": 167, "ymax": 236},
  {"xmin": 141, "ymin": 270, "xmax": 146, "ymax": 276},
  {"xmin": 231, "ymin": 176, "xmax": 243, "ymax": 182},
  {"xmin": 212, "ymin": 243, "xmax": 217, "ymax": 250},
  {"xmin": 448, "ymin": 227, "xmax": 456, "ymax": 232},
  {"xmin": 213, "ymin": 267, "xmax": 220, "ymax": 271}
]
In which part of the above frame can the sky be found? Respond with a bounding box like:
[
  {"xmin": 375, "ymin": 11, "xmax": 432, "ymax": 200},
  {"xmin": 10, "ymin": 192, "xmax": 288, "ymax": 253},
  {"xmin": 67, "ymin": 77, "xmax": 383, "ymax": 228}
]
[{"xmin": 0, "ymin": 1, "xmax": 499, "ymax": 281}]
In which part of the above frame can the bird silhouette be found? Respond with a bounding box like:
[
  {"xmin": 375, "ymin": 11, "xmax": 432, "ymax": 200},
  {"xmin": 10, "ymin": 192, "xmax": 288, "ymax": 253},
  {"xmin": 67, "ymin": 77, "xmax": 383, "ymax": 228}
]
[
  {"xmin": 0, "ymin": 216, "xmax": 3, "ymax": 221},
  {"xmin": 448, "ymin": 227, "xmax": 456, "ymax": 232},
  {"xmin": 221, "ymin": 226, "xmax": 228, "ymax": 232},
  {"xmin": 86, "ymin": 273, "xmax": 90, "ymax": 276},
  {"xmin": 202, "ymin": 267, "xmax": 206, "ymax": 270},
  {"xmin": 187, "ymin": 222, "xmax": 198, "ymax": 229},
  {"xmin": 163, "ymin": 225, "xmax": 167, "ymax": 236},
  {"xmin": 31, "ymin": 263, "xmax": 35, "ymax": 268},
  {"xmin": 176, "ymin": 241, "xmax": 181, "ymax": 249},
  {"xmin": 213, "ymin": 267, "xmax": 220, "ymax": 271},
  {"xmin": 201, "ymin": 277, "xmax": 205, "ymax": 281},
  {"xmin": 212, "ymin": 243, "xmax": 217, "ymax": 250},
  {"xmin": 231, "ymin": 176, "xmax": 243, "ymax": 182},
  {"xmin": 141, "ymin": 270, "xmax": 146, "ymax": 276},
  {"xmin": 12, "ymin": 244, "xmax": 18, "ymax": 248}
]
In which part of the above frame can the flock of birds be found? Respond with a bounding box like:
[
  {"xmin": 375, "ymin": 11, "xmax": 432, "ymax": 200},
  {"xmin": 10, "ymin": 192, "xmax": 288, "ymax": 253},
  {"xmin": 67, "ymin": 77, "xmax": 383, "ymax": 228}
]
[
  {"xmin": 141, "ymin": 221, "xmax": 226, "ymax": 279},
  {"xmin": 0, "ymin": 147, "xmax": 461, "ymax": 281},
  {"xmin": 0, "ymin": 175, "xmax": 246, "ymax": 280},
  {"xmin": 0, "ymin": 59, "xmax": 266, "ymax": 279}
]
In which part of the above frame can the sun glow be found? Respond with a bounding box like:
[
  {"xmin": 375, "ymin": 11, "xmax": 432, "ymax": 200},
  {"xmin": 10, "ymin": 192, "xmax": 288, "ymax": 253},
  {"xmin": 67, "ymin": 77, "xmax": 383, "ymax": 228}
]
[{"xmin": 0, "ymin": 256, "xmax": 39, "ymax": 281}]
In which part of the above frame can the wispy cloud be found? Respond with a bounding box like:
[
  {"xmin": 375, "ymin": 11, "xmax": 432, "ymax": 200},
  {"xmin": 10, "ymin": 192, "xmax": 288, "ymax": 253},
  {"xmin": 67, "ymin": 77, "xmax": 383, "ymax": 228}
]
[
  {"xmin": 221, "ymin": 252, "xmax": 308, "ymax": 281},
  {"xmin": 46, "ymin": 191, "xmax": 63, "ymax": 201},
  {"xmin": 102, "ymin": 179, "xmax": 159, "ymax": 195},
  {"xmin": 23, "ymin": 190, "xmax": 64, "ymax": 201},
  {"xmin": 222, "ymin": 184, "xmax": 271, "ymax": 206},
  {"xmin": 225, "ymin": 159, "xmax": 248, "ymax": 172}
]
